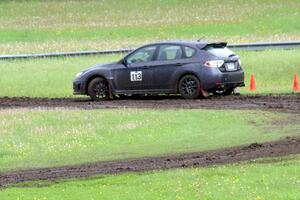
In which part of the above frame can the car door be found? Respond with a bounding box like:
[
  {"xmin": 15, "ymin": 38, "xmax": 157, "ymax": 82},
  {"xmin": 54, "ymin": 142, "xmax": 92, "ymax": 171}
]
[
  {"xmin": 150, "ymin": 45, "xmax": 186, "ymax": 90},
  {"xmin": 113, "ymin": 45, "xmax": 158, "ymax": 91}
]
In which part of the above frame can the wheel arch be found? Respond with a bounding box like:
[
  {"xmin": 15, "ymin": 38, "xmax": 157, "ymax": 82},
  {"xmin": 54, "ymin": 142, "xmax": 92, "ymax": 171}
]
[
  {"xmin": 85, "ymin": 74, "xmax": 108, "ymax": 94},
  {"xmin": 176, "ymin": 72, "xmax": 201, "ymax": 93}
]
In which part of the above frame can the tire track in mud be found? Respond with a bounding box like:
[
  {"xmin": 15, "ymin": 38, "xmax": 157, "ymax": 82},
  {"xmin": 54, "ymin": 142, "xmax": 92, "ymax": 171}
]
[
  {"xmin": 0, "ymin": 94, "xmax": 299, "ymax": 112},
  {"xmin": 1, "ymin": 137, "xmax": 300, "ymax": 187}
]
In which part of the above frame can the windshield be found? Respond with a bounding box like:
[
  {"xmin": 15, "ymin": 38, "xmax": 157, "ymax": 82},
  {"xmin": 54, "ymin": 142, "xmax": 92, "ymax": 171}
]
[
  {"xmin": 205, "ymin": 46, "xmax": 235, "ymax": 58},
  {"xmin": 126, "ymin": 46, "xmax": 156, "ymax": 64}
]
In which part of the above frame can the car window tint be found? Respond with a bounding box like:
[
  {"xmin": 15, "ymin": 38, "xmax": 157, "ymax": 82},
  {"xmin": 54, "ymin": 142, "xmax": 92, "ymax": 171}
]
[
  {"xmin": 184, "ymin": 46, "xmax": 196, "ymax": 58},
  {"xmin": 127, "ymin": 46, "xmax": 156, "ymax": 64},
  {"xmin": 158, "ymin": 45, "xmax": 183, "ymax": 61},
  {"xmin": 205, "ymin": 46, "xmax": 235, "ymax": 58}
]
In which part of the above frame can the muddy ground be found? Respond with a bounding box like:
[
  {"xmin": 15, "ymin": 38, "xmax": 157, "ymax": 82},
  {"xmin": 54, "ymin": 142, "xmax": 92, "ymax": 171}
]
[
  {"xmin": 0, "ymin": 94, "xmax": 299, "ymax": 112},
  {"xmin": 1, "ymin": 137, "xmax": 300, "ymax": 187},
  {"xmin": 0, "ymin": 94, "xmax": 299, "ymax": 187}
]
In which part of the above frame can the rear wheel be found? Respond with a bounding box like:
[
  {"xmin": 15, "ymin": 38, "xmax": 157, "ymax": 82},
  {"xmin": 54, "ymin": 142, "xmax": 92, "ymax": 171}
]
[
  {"xmin": 87, "ymin": 77, "xmax": 109, "ymax": 101},
  {"xmin": 178, "ymin": 75, "xmax": 200, "ymax": 99}
]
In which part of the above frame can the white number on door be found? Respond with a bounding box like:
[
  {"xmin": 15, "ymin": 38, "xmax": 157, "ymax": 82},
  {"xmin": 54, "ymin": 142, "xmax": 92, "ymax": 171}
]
[{"xmin": 130, "ymin": 71, "xmax": 142, "ymax": 81}]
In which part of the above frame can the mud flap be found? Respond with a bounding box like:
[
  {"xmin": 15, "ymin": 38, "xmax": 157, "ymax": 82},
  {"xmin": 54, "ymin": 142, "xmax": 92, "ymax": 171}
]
[
  {"xmin": 200, "ymin": 87, "xmax": 209, "ymax": 98},
  {"xmin": 108, "ymin": 85, "xmax": 114, "ymax": 100}
]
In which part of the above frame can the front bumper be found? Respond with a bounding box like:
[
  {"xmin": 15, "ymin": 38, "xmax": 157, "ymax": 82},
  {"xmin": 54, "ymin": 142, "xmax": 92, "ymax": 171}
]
[{"xmin": 73, "ymin": 80, "xmax": 86, "ymax": 95}]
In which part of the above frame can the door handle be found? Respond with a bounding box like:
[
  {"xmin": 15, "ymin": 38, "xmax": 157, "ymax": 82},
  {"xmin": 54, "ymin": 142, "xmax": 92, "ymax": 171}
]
[
  {"xmin": 142, "ymin": 66, "xmax": 150, "ymax": 69},
  {"xmin": 175, "ymin": 63, "xmax": 183, "ymax": 66}
]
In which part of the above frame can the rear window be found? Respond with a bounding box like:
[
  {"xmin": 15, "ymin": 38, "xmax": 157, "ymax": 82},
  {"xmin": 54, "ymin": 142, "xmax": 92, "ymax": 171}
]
[
  {"xmin": 158, "ymin": 45, "xmax": 183, "ymax": 61},
  {"xmin": 205, "ymin": 46, "xmax": 235, "ymax": 57},
  {"xmin": 184, "ymin": 46, "xmax": 196, "ymax": 58}
]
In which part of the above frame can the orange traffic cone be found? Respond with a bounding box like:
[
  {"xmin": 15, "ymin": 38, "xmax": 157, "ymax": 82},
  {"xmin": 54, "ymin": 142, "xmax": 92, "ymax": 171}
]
[
  {"xmin": 249, "ymin": 74, "xmax": 256, "ymax": 91},
  {"xmin": 293, "ymin": 73, "xmax": 299, "ymax": 91}
]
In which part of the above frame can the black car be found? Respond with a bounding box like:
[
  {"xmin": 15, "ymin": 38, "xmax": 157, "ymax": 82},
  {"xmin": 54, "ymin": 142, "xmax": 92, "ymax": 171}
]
[{"xmin": 73, "ymin": 41, "xmax": 244, "ymax": 100}]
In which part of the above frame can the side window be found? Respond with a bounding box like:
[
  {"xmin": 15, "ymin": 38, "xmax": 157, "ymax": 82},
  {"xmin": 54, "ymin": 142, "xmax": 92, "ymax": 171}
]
[
  {"xmin": 184, "ymin": 46, "xmax": 196, "ymax": 58},
  {"xmin": 127, "ymin": 46, "xmax": 156, "ymax": 64},
  {"xmin": 158, "ymin": 45, "xmax": 183, "ymax": 61}
]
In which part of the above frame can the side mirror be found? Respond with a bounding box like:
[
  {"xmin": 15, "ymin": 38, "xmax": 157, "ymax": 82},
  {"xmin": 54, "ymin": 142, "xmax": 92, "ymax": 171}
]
[{"xmin": 121, "ymin": 59, "xmax": 128, "ymax": 67}]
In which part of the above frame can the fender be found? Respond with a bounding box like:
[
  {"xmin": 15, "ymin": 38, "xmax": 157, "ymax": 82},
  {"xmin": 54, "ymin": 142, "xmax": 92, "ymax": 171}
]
[{"xmin": 171, "ymin": 63, "xmax": 202, "ymax": 91}]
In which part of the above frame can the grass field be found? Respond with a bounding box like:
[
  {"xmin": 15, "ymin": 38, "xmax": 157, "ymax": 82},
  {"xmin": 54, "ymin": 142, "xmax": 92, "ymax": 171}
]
[
  {"xmin": 0, "ymin": 49, "xmax": 299, "ymax": 97},
  {"xmin": 1, "ymin": 1, "xmax": 300, "ymax": 198},
  {"xmin": 1, "ymin": 155, "xmax": 300, "ymax": 200},
  {"xmin": 0, "ymin": 108, "xmax": 299, "ymax": 172},
  {"xmin": 0, "ymin": 0, "xmax": 299, "ymax": 53}
]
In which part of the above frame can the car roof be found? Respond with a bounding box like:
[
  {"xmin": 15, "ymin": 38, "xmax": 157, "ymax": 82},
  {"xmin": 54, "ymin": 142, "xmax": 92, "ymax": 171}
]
[
  {"xmin": 124, "ymin": 41, "xmax": 228, "ymax": 59},
  {"xmin": 144, "ymin": 40, "xmax": 227, "ymax": 49},
  {"xmin": 145, "ymin": 40, "xmax": 227, "ymax": 49},
  {"xmin": 145, "ymin": 40, "xmax": 204, "ymax": 48}
]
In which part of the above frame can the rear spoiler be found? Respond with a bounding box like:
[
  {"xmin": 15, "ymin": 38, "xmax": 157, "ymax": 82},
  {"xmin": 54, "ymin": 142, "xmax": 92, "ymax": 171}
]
[{"xmin": 198, "ymin": 42, "xmax": 227, "ymax": 49}]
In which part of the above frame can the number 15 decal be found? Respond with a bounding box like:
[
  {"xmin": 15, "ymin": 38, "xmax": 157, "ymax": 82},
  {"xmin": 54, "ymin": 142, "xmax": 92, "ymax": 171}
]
[{"xmin": 130, "ymin": 71, "xmax": 142, "ymax": 81}]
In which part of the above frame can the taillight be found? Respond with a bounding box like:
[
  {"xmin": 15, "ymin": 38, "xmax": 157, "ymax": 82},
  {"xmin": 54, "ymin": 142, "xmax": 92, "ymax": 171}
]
[
  {"xmin": 203, "ymin": 60, "xmax": 224, "ymax": 68},
  {"xmin": 238, "ymin": 59, "xmax": 241, "ymax": 66}
]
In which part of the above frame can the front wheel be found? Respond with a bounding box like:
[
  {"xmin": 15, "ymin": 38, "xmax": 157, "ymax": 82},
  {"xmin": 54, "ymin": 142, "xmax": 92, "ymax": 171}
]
[
  {"xmin": 87, "ymin": 77, "xmax": 109, "ymax": 101},
  {"xmin": 178, "ymin": 75, "xmax": 200, "ymax": 99}
]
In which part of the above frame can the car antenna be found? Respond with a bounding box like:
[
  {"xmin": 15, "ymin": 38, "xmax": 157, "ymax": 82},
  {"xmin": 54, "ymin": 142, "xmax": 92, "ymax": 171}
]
[{"xmin": 197, "ymin": 37, "xmax": 205, "ymax": 42}]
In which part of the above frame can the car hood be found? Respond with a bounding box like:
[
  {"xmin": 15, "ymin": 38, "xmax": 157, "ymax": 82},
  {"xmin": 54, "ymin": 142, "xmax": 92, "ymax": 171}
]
[
  {"xmin": 79, "ymin": 62, "xmax": 120, "ymax": 75},
  {"xmin": 93, "ymin": 61, "xmax": 119, "ymax": 69},
  {"xmin": 84, "ymin": 61, "xmax": 119, "ymax": 71}
]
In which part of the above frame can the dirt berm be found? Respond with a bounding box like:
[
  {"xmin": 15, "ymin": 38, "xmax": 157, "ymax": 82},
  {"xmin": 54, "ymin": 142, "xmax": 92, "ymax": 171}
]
[{"xmin": 0, "ymin": 94, "xmax": 299, "ymax": 112}]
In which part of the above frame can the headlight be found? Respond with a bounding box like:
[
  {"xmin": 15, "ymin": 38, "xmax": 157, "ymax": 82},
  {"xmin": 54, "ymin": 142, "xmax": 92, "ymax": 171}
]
[{"xmin": 75, "ymin": 72, "xmax": 83, "ymax": 78}]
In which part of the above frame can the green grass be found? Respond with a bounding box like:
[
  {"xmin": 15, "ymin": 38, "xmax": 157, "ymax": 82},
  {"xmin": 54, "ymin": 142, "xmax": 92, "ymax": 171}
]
[
  {"xmin": 240, "ymin": 49, "xmax": 300, "ymax": 93},
  {"xmin": 1, "ymin": 1, "xmax": 299, "ymax": 198},
  {"xmin": 1, "ymin": 155, "xmax": 300, "ymax": 200},
  {"xmin": 0, "ymin": 49, "xmax": 299, "ymax": 97},
  {"xmin": 0, "ymin": 108, "xmax": 299, "ymax": 172},
  {"xmin": 0, "ymin": 54, "xmax": 121, "ymax": 98},
  {"xmin": 0, "ymin": 0, "xmax": 299, "ymax": 53}
]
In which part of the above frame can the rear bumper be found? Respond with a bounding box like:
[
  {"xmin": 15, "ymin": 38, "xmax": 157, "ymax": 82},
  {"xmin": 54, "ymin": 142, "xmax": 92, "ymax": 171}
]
[
  {"xmin": 201, "ymin": 68, "xmax": 245, "ymax": 91},
  {"xmin": 215, "ymin": 81, "xmax": 245, "ymax": 89},
  {"xmin": 73, "ymin": 80, "xmax": 86, "ymax": 95}
]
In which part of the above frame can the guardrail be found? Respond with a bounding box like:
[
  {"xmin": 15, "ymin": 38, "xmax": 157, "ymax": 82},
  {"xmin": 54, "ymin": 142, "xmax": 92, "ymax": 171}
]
[
  {"xmin": 0, "ymin": 41, "xmax": 300, "ymax": 60},
  {"xmin": 228, "ymin": 41, "xmax": 300, "ymax": 51}
]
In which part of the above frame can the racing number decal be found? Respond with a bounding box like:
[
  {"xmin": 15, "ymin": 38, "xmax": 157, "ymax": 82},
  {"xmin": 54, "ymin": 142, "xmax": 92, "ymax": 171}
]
[{"xmin": 130, "ymin": 71, "xmax": 142, "ymax": 81}]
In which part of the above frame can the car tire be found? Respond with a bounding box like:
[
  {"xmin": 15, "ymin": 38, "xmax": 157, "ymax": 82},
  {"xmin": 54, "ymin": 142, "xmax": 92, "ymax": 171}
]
[
  {"xmin": 87, "ymin": 77, "xmax": 109, "ymax": 101},
  {"xmin": 178, "ymin": 75, "xmax": 200, "ymax": 99},
  {"xmin": 213, "ymin": 88, "xmax": 234, "ymax": 96}
]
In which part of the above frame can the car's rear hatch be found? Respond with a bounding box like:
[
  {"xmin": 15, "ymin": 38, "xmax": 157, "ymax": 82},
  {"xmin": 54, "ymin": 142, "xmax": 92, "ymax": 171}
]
[{"xmin": 201, "ymin": 43, "xmax": 242, "ymax": 72}]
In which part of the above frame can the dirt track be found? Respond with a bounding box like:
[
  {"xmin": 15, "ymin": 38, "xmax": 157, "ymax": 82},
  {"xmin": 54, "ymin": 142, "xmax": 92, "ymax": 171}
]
[
  {"xmin": 1, "ymin": 137, "xmax": 300, "ymax": 187},
  {"xmin": 0, "ymin": 94, "xmax": 299, "ymax": 112},
  {"xmin": 0, "ymin": 94, "xmax": 299, "ymax": 187}
]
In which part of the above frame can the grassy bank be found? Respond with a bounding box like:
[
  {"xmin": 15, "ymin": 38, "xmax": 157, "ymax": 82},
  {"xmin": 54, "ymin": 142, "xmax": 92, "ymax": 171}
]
[{"xmin": 0, "ymin": 0, "xmax": 299, "ymax": 53}]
